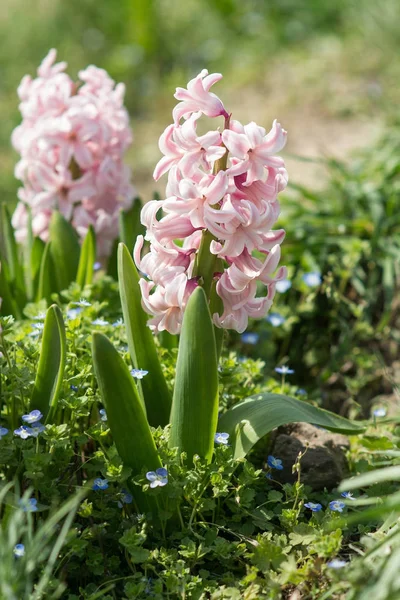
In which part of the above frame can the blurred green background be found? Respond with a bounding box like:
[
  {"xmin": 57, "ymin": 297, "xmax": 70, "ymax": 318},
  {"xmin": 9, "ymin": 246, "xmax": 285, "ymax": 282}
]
[{"xmin": 1, "ymin": 0, "xmax": 399, "ymax": 205}]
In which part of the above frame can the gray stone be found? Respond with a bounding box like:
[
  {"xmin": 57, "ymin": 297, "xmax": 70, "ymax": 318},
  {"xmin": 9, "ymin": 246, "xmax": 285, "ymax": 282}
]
[{"xmin": 269, "ymin": 422, "xmax": 350, "ymax": 490}]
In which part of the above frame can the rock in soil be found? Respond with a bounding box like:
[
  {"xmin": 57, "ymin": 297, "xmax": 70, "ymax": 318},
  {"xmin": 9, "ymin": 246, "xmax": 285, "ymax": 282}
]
[{"xmin": 269, "ymin": 423, "xmax": 350, "ymax": 490}]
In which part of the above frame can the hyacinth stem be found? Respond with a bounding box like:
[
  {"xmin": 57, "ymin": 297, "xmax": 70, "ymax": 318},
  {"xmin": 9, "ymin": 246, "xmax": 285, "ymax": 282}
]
[{"xmin": 193, "ymin": 115, "xmax": 230, "ymax": 300}]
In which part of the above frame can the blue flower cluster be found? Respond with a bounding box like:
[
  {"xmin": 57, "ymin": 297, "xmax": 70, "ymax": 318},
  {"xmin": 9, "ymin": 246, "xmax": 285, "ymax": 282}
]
[{"xmin": 14, "ymin": 410, "xmax": 45, "ymax": 440}]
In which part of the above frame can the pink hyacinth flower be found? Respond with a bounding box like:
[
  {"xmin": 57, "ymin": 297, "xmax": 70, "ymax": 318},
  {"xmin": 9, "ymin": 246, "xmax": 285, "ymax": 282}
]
[{"xmin": 173, "ymin": 69, "xmax": 229, "ymax": 123}]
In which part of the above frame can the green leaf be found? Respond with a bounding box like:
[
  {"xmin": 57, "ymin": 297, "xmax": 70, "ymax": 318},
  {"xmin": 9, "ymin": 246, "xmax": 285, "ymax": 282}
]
[
  {"xmin": 169, "ymin": 286, "xmax": 219, "ymax": 463},
  {"xmin": 92, "ymin": 332, "xmax": 162, "ymax": 506},
  {"xmin": 218, "ymin": 393, "xmax": 365, "ymax": 460},
  {"xmin": 0, "ymin": 203, "xmax": 26, "ymax": 308},
  {"xmin": 31, "ymin": 304, "xmax": 66, "ymax": 422},
  {"xmin": 31, "ymin": 237, "xmax": 45, "ymax": 299},
  {"xmin": 119, "ymin": 197, "xmax": 145, "ymax": 254},
  {"xmin": 49, "ymin": 211, "xmax": 80, "ymax": 291},
  {"xmin": 118, "ymin": 243, "xmax": 171, "ymax": 426},
  {"xmin": 76, "ymin": 225, "xmax": 96, "ymax": 287},
  {"xmin": 339, "ymin": 465, "xmax": 400, "ymax": 491},
  {"xmin": 37, "ymin": 241, "xmax": 57, "ymax": 304},
  {"xmin": 0, "ymin": 261, "xmax": 21, "ymax": 318}
]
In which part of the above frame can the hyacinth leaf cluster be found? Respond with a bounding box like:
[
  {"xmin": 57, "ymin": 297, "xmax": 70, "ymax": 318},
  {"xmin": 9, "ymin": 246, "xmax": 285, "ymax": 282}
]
[{"xmin": 90, "ymin": 71, "xmax": 364, "ymax": 513}]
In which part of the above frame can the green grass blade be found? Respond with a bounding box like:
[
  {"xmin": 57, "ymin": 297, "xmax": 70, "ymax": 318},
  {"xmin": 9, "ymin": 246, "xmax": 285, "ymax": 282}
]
[
  {"xmin": 92, "ymin": 332, "xmax": 161, "ymax": 481},
  {"xmin": 0, "ymin": 262, "xmax": 21, "ymax": 318},
  {"xmin": 76, "ymin": 225, "xmax": 96, "ymax": 287},
  {"xmin": 218, "ymin": 393, "xmax": 365, "ymax": 460},
  {"xmin": 118, "ymin": 243, "xmax": 171, "ymax": 426},
  {"xmin": 49, "ymin": 211, "xmax": 80, "ymax": 291},
  {"xmin": 37, "ymin": 241, "xmax": 57, "ymax": 303},
  {"xmin": 339, "ymin": 465, "xmax": 400, "ymax": 491},
  {"xmin": 119, "ymin": 197, "xmax": 145, "ymax": 254},
  {"xmin": 169, "ymin": 286, "xmax": 219, "ymax": 463},
  {"xmin": 31, "ymin": 304, "xmax": 66, "ymax": 422},
  {"xmin": 0, "ymin": 203, "xmax": 26, "ymax": 309},
  {"xmin": 31, "ymin": 237, "xmax": 45, "ymax": 300}
]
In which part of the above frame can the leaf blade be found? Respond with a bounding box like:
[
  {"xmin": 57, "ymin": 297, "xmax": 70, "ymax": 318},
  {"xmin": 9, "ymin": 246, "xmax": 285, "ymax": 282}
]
[
  {"xmin": 118, "ymin": 243, "xmax": 171, "ymax": 426},
  {"xmin": 169, "ymin": 286, "xmax": 219, "ymax": 463},
  {"xmin": 218, "ymin": 393, "xmax": 365, "ymax": 460},
  {"xmin": 76, "ymin": 225, "xmax": 96, "ymax": 287},
  {"xmin": 49, "ymin": 212, "xmax": 80, "ymax": 291},
  {"xmin": 31, "ymin": 304, "xmax": 66, "ymax": 422}
]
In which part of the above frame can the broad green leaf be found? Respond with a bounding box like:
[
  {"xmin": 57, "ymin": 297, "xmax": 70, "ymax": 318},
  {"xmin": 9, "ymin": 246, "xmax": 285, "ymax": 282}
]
[
  {"xmin": 31, "ymin": 237, "xmax": 45, "ymax": 299},
  {"xmin": 339, "ymin": 465, "xmax": 400, "ymax": 491},
  {"xmin": 107, "ymin": 239, "xmax": 118, "ymax": 280},
  {"xmin": 218, "ymin": 393, "xmax": 365, "ymax": 460},
  {"xmin": 119, "ymin": 198, "xmax": 145, "ymax": 254},
  {"xmin": 49, "ymin": 211, "xmax": 80, "ymax": 291},
  {"xmin": 0, "ymin": 261, "xmax": 21, "ymax": 318},
  {"xmin": 169, "ymin": 286, "xmax": 219, "ymax": 463},
  {"xmin": 31, "ymin": 304, "xmax": 66, "ymax": 422},
  {"xmin": 92, "ymin": 331, "xmax": 161, "ymax": 510},
  {"xmin": 159, "ymin": 330, "xmax": 178, "ymax": 350},
  {"xmin": 37, "ymin": 242, "xmax": 57, "ymax": 303},
  {"xmin": 0, "ymin": 203, "xmax": 26, "ymax": 308},
  {"xmin": 76, "ymin": 225, "xmax": 96, "ymax": 287},
  {"xmin": 118, "ymin": 243, "xmax": 171, "ymax": 426}
]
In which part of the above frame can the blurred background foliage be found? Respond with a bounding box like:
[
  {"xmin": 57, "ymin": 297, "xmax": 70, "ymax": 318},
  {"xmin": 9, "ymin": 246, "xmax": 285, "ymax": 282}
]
[{"xmin": 1, "ymin": 0, "xmax": 400, "ymax": 204}]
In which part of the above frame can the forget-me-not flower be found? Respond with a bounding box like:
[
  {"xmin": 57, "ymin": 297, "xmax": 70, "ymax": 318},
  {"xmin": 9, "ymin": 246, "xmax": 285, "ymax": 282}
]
[
  {"xmin": 214, "ymin": 432, "xmax": 230, "ymax": 445},
  {"xmin": 241, "ymin": 332, "xmax": 259, "ymax": 345},
  {"xmin": 33, "ymin": 312, "xmax": 46, "ymax": 321},
  {"xmin": 92, "ymin": 318, "xmax": 109, "ymax": 326},
  {"xmin": 373, "ymin": 407, "xmax": 386, "ymax": 418},
  {"xmin": 329, "ymin": 500, "xmax": 346, "ymax": 512},
  {"xmin": 99, "ymin": 409, "xmax": 107, "ymax": 422},
  {"xmin": 341, "ymin": 491, "xmax": 355, "ymax": 500},
  {"xmin": 295, "ymin": 388, "xmax": 307, "ymax": 396},
  {"xmin": 267, "ymin": 455, "xmax": 283, "ymax": 470},
  {"xmin": 266, "ymin": 313, "xmax": 285, "ymax": 327},
  {"xmin": 22, "ymin": 410, "xmax": 43, "ymax": 424},
  {"xmin": 66, "ymin": 308, "xmax": 82, "ymax": 320},
  {"xmin": 112, "ymin": 318, "xmax": 124, "ymax": 327},
  {"xmin": 276, "ymin": 279, "xmax": 292, "ymax": 293},
  {"xmin": 94, "ymin": 262, "xmax": 102, "ymax": 271},
  {"xmin": 92, "ymin": 478, "xmax": 109, "ymax": 491},
  {"xmin": 275, "ymin": 366, "xmax": 295, "ymax": 375},
  {"xmin": 119, "ymin": 489, "xmax": 133, "ymax": 506},
  {"xmin": 13, "ymin": 544, "xmax": 25, "ymax": 558},
  {"xmin": 146, "ymin": 468, "xmax": 168, "ymax": 488},
  {"xmin": 303, "ymin": 272, "xmax": 322, "ymax": 287},
  {"xmin": 92, "ymin": 477, "xmax": 108, "ymax": 491},
  {"xmin": 70, "ymin": 385, "xmax": 78, "ymax": 392},
  {"xmin": 74, "ymin": 298, "xmax": 91, "ymax": 307},
  {"xmin": 130, "ymin": 369, "xmax": 149, "ymax": 380},
  {"xmin": 19, "ymin": 498, "xmax": 38, "ymax": 512},
  {"xmin": 0, "ymin": 426, "xmax": 9, "ymax": 440},
  {"xmin": 327, "ymin": 559, "xmax": 347, "ymax": 569},
  {"xmin": 27, "ymin": 423, "xmax": 45, "ymax": 438},
  {"xmin": 14, "ymin": 426, "xmax": 31, "ymax": 440},
  {"xmin": 304, "ymin": 502, "xmax": 322, "ymax": 512}
]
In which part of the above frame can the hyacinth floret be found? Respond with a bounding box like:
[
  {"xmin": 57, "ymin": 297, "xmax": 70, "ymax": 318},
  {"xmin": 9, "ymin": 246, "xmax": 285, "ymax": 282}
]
[
  {"xmin": 12, "ymin": 49, "xmax": 135, "ymax": 258},
  {"xmin": 135, "ymin": 69, "xmax": 288, "ymax": 334}
]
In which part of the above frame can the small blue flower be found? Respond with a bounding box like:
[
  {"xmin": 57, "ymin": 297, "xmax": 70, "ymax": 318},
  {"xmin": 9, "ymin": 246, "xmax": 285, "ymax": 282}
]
[
  {"xmin": 146, "ymin": 467, "xmax": 168, "ymax": 488},
  {"xmin": 92, "ymin": 478, "xmax": 109, "ymax": 491},
  {"xmin": 302, "ymin": 272, "xmax": 322, "ymax": 287},
  {"xmin": 275, "ymin": 279, "xmax": 292, "ymax": 293},
  {"xmin": 14, "ymin": 426, "xmax": 31, "ymax": 440},
  {"xmin": 130, "ymin": 369, "xmax": 149, "ymax": 380},
  {"xmin": 304, "ymin": 502, "xmax": 322, "ymax": 512},
  {"xmin": 265, "ymin": 473, "xmax": 273, "ymax": 480},
  {"xmin": 275, "ymin": 365, "xmax": 295, "ymax": 375},
  {"xmin": 373, "ymin": 407, "xmax": 386, "ymax": 418},
  {"xmin": 92, "ymin": 318, "xmax": 109, "ymax": 326},
  {"xmin": 267, "ymin": 455, "xmax": 283, "ymax": 470},
  {"xmin": 120, "ymin": 489, "xmax": 133, "ymax": 504},
  {"xmin": 70, "ymin": 385, "xmax": 78, "ymax": 392},
  {"xmin": 18, "ymin": 498, "xmax": 38, "ymax": 512},
  {"xmin": 341, "ymin": 491, "xmax": 355, "ymax": 500},
  {"xmin": 112, "ymin": 318, "xmax": 124, "ymax": 327},
  {"xmin": 295, "ymin": 388, "xmax": 307, "ymax": 396},
  {"xmin": 13, "ymin": 543, "xmax": 25, "ymax": 558},
  {"xmin": 241, "ymin": 332, "xmax": 259, "ymax": 345},
  {"xmin": 329, "ymin": 500, "xmax": 346, "ymax": 513},
  {"xmin": 327, "ymin": 559, "xmax": 347, "ymax": 569},
  {"xmin": 22, "ymin": 410, "xmax": 43, "ymax": 424},
  {"xmin": 266, "ymin": 312, "xmax": 285, "ymax": 327},
  {"xmin": 99, "ymin": 409, "xmax": 107, "ymax": 422},
  {"xmin": 29, "ymin": 323, "xmax": 44, "ymax": 337},
  {"xmin": 94, "ymin": 261, "xmax": 102, "ymax": 271},
  {"xmin": 33, "ymin": 312, "xmax": 46, "ymax": 321},
  {"xmin": 214, "ymin": 432, "xmax": 229, "ymax": 445},
  {"xmin": 0, "ymin": 426, "xmax": 9, "ymax": 439},
  {"xmin": 66, "ymin": 307, "xmax": 83, "ymax": 320},
  {"xmin": 27, "ymin": 423, "xmax": 45, "ymax": 438},
  {"xmin": 74, "ymin": 298, "xmax": 91, "ymax": 307}
]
